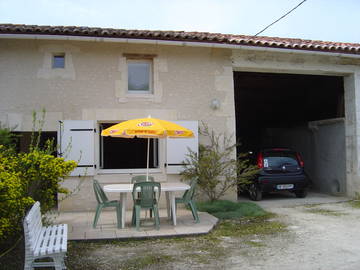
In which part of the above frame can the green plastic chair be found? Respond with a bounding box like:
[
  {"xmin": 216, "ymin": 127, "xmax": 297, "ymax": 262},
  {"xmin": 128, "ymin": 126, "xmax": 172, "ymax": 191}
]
[
  {"xmin": 175, "ymin": 178, "xmax": 200, "ymax": 223},
  {"xmin": 93, "ymin": 179, "xmax": 122, "ymax": 229},
  {"xmin": 131, "ymin": 182, "xmax": 161, "ymax": 231},
  {"xmin": 132, "ymin": 175, "xmax": 155, "ymax": 217},
  {"xmin": 131, "ymin": 175, "xmax": 155, "ymax": 183}
]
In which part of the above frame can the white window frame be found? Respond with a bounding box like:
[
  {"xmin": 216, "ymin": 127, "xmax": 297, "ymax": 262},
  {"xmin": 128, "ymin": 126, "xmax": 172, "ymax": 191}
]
[{"xmin": 127, "ymin": 59, "xmax": 153, "ymax": 94}]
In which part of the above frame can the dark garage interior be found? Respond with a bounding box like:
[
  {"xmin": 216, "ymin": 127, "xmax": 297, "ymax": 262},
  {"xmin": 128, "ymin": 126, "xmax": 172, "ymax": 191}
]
[{"xmin": 234, "ymin": 71, "xmax": 346, "ymax": 196}]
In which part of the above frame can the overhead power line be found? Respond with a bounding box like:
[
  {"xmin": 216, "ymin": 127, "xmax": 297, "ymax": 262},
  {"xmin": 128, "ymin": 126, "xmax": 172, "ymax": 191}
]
[{"xmin": 254, "ymin": 0, "xmax": 308, "ymax": 36}]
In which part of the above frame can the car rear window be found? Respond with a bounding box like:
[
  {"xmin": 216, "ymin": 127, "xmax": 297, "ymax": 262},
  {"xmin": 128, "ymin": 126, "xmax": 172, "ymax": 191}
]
[{"xmin": 263, "ymin": 151, "xmax": 299, "ymax": 168}]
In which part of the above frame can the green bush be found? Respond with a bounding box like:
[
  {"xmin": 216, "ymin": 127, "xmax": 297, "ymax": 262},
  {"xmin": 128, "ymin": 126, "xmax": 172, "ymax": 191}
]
[
  {"xmin": 0, "ymin": 143, "xmax": 77, "ymax": 242},
  {"xmin": 0, "ymin": 147, "xmax": 34, "ymax": 240},
  {"xmin": 197, "ymin": 200, "xmax": 267, "ymax": 219},
  {"xmin": 0, "ymin": 112, "xmax": 77, "ymax": 249},
  {"xmin": 181, "ymin": 124, "xmax": 258, "ymax": 201}
]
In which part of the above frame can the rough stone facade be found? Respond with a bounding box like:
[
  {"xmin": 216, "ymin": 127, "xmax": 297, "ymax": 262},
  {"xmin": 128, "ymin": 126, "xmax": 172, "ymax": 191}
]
[
  {"xmin": 0, "ymin": 39, "xmax": 236, "ymax": 211},
  {"xmin": 1, "ymin": 36, "xmax": 360, "ymax": 211}
]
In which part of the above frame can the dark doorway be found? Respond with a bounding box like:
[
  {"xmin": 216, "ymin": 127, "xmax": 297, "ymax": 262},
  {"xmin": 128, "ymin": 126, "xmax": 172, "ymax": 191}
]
[
  {"xmin": 99, "ymin": 123, "xmax": 159, "ymax": 169},
  {"xmin": 12, "ymin": 131, "xmax": 57, "ymax": 154}
]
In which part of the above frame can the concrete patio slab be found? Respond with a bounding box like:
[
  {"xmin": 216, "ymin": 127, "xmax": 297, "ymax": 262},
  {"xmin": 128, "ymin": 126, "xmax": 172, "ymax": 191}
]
[
  {"xmin": 238, "ymin": 191, "xmax": 350, "ymax": 210},
  {"xmin": 51, "ymin": 208, "xmax": 217, "ymax": 240}
]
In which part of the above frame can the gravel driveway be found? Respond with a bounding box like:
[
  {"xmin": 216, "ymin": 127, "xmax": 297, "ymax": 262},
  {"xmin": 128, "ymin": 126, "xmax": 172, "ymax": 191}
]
[{"xmin": 231, "ymin": 192, "xmax": 360, "ymax": 270}]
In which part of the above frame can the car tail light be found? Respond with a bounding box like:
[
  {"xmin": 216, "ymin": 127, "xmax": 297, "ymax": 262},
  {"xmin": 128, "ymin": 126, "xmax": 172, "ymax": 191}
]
[
  {"xmin": 296, "ymin": 153, "xmax": 304, "ymax": 167},
  {"xmin": 257, "ymin": 152, "xmax": 264, "ymax": 168}
]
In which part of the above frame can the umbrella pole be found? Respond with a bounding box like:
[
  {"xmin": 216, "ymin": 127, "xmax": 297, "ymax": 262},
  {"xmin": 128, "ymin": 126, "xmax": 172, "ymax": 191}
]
[{"xmin": 146, "ymin": 138, "xmax": 150, "ymax": 181}]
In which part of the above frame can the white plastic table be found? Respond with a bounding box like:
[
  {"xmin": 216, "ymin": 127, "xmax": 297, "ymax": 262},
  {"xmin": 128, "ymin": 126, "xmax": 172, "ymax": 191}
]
[{"xmin": 103, "ymin": 182, "xmax": 190, "ymax": 228}]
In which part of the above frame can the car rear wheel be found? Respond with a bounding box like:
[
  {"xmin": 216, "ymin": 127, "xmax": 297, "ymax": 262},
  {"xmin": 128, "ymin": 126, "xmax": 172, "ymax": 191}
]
[
  {"xmin": 295, "ymin": 189, "xmax": 308, "ymax": 198},
  {"xmin": 249, "ymin": 184, "xmax": 262, "ymax": 201}
]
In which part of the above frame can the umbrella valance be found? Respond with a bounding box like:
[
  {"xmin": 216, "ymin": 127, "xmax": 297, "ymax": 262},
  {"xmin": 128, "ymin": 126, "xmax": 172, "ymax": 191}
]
[
  {"xmin": 101, "ymin": 117, "xmax": 194, "ymax": 138},
  {"xmin": 101, "ymin": 117, "xmax": 194, "ymax": 181}
]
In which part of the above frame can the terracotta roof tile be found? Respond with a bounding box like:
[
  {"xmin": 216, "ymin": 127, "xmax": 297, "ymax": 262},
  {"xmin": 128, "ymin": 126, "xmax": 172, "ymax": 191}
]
[{"xmin": 0, "ymin": 24, "xmax": 359, "ymax": 55}]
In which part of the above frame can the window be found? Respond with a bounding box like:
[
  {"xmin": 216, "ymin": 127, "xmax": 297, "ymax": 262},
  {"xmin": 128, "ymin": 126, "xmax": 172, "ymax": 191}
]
[
  {"xmin": 99, "ymin": 123, "xmax": 159, "ymax": 170},
  {"xmin": 263, "ymin": 151, "xmax": 299, "ymax": 168},
  {"xmin": 127, "ymin": 60, "xmax": 152, "ymax": 94},
  {"xmin": 52, "ymin": 53, "xmax": 65, "ymax": 69}
]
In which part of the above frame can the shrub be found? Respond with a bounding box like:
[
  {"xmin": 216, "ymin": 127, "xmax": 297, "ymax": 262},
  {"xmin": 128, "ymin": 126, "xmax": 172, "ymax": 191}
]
[
  {"xmin": 0, "ymin": 112, "xmax": 77, "ymax": 244},
  {"xmin": 0, "ymin": 147, "xmax": 34, "ymax": 240},
  {"xmin": 181, "ymin": 124, "xmax": 258, "ymax": 201},
  {"xmin": 0, "ymin": 144, "xmax": 77, "ymax": 242}
]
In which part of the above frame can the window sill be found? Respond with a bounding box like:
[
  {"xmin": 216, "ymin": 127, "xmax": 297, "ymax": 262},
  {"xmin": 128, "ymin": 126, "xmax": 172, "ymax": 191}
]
[{"xmin": 125, "ymin": 93, "xmax": 155, "ymax": 99}]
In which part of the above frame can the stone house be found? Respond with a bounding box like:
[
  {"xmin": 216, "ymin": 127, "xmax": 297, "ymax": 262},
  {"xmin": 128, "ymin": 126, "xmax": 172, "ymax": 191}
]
[{"xmin": 1, "ymin": 24, "xmax": 360, "ymax": 211}]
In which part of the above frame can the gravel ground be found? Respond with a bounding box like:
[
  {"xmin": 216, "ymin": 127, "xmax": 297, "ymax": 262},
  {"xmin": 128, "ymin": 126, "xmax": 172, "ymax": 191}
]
[{"xmin": 227, "ymin": 201, "xmax": 360, "ymax": 270}]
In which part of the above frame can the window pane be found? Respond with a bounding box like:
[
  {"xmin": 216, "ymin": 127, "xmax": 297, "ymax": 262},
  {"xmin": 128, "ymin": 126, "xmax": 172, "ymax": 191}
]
[
  {"xmin": 100, "ymin": 123, "xmax": 159, "ymax": 169},
  {"xmin": 128, "ymin": 62, "xmax": 150, "ymax": 91},
  {"xmin": 263, "ymin": 151, "xmax": 299, "ymax": 167},
  {"xmin": 53, "ymin": 54, "xmax": 65, "ymax": 68}
]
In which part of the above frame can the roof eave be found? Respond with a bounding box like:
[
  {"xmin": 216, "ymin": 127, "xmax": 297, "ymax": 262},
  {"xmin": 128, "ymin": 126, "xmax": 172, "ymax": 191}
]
[{"xmin": 1, "ymin": 33, "xmax": 360, "ymax": 59}]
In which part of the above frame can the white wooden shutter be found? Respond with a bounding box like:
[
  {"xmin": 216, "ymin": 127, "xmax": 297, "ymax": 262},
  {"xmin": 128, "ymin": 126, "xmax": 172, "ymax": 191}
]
[
  {"xmin": 166, "ymin": 121, "xmax": 198, "ymax": 174},
  {"xmin": 58, "ymin": 120, "xmax": 96, "ymax": 176}
]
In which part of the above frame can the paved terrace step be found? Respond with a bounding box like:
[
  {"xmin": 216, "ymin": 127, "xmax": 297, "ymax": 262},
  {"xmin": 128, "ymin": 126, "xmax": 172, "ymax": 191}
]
[{"xmin": 51, "ymin": 209, "xmax": 218, "ymax": 240}]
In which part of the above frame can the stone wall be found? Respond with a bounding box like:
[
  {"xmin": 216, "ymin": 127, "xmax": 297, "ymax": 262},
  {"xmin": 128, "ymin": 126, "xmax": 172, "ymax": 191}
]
[{"xmin": 0, "ymin": 39, "xmax": 237, "ymax": 210}]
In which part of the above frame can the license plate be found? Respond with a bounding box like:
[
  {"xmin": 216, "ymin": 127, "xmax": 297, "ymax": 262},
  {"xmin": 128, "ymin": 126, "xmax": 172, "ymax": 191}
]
[{"xmin": 277, "ymin": 184, "xmax": 294, "ymax": 190}]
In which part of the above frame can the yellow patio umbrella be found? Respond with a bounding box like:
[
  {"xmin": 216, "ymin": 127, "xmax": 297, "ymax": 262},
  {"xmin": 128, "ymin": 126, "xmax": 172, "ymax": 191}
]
[{"xmin": 101, "ymin": 116, "xmax": 194, "ymax": 181}]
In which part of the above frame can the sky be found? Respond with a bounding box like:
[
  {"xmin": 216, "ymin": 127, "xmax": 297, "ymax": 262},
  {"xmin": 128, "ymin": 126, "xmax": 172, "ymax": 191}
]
[{"xmin": 0, "ymin": 0, "xmax": 359, "ymax": 44}]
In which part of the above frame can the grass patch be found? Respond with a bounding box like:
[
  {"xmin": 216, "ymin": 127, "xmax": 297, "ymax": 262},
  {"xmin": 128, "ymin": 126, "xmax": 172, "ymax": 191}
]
[
  {"xmin": 120, "ymin": 254, "xmax": 175, "ymax": 270},
  {"xmin": 303, "ymin": 204, "xmax": 320, "ymax": 208},
  {"xmin": 211, "ymin": 215, "xmax": 286, "ymax": 238},
  {"xmin": 348, "ymin": 192, "xmax": 360, "ymax": 208},
  {"xmin": 177, "ymin": 236, "xmax": 227, "ymax": 264},
  {"xmin": 244, "ymin": 240, "xmax": 266, "ymax": 247},
  {"xmin": 348, "ymin": 200, "xmax": 360, "ymax": 208},
  {"xmin": 305, "ymin": 208, "xmax": 345, "ymax": 216},
  {"xmin": 197, "ymin": 200, "xmax": 267, "ymax": 219}
]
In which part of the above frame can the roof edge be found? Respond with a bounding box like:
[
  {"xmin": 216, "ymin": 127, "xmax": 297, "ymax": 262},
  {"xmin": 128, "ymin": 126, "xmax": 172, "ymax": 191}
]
[{"xmin": 1, "ymin": 23, "xmax": 360, "ymax": 56}]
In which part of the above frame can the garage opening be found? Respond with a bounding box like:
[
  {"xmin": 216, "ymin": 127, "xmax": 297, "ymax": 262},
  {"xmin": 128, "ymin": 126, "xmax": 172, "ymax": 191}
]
[{"xmin": 234, "ymin": 72, "xmax": 346, "ymax": 196}]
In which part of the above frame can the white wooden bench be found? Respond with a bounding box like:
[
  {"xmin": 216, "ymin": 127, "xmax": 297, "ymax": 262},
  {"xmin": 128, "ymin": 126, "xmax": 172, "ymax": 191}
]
[{"xmin": 23, "ymin": 201, "xmax": 68, "ymax": 270}]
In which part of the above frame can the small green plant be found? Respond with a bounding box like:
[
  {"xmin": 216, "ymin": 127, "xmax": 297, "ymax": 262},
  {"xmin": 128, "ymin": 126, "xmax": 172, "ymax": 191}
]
[
  {"xmin": 0, "ymin": 122, "xmax": 18, "ymax": 148},
  {"xmin": 181, "ymin": 124, "xmax": 258, "ymax": 201}
]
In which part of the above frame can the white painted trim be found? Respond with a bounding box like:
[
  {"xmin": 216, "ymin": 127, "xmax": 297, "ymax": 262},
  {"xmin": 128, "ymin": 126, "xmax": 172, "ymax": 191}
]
[{"xmin": 1, "ymin": 33, "xmax": 360, "ymax": 59}]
